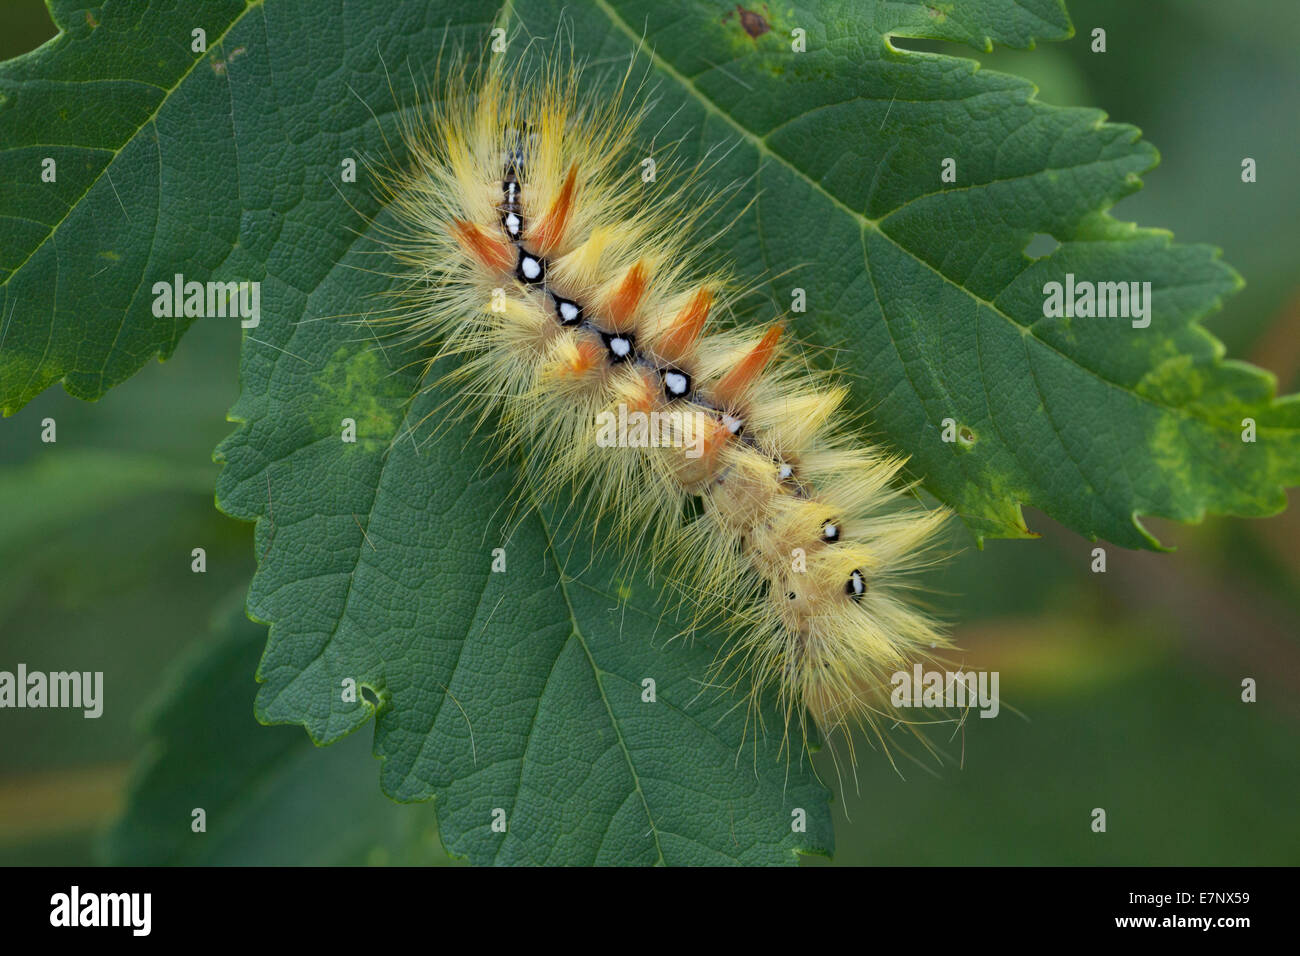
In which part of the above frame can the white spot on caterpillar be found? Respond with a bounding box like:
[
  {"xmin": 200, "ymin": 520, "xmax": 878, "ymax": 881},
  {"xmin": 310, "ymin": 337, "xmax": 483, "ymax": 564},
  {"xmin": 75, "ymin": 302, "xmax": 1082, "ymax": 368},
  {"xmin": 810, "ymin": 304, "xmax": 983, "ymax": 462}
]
[
  {"xmin": 520, "ymin": 255, "xmax": 542, "ymax": 281},
  {"xmin": 664, "ymin": 371, "xmax": 688, "ymax": 396},
  {"xmin": 504, "ymin": 212, "xmax": 521, "ymax": 236},
  {"xmin": 777, "ymin": 462, "xmax": 793, "ymax": 480},
  {"xmin": 847, "ymin": 569, "xmax": 866, "ymax": 599},
  {"xmin": 609, "ymin": 336, "xmax": 631, "ymax": 358},
  {"xmin": 558, "ymin": 300, "xmax": 580, "ymax": 323},
  {"xmin": 722, "ymin": 414, "xmax": 743, "ymax": 434}
]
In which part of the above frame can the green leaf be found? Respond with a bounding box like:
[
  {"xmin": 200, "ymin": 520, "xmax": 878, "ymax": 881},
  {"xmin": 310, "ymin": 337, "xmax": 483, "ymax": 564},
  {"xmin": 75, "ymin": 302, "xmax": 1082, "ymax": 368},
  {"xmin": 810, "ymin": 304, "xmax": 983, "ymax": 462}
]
[
  {"xmin": 598, "ymin": 0, "xmax": 1295, "ymax": 548},
  {"xmin": 106, "ymin": 601, "xmax": 453, "ymax": 865},
  {"xmin": 217, "ymin": 333, "xmax": 834, "ymax": 863},
  {"xmin": 0, "ymin": 0, "xmax": 254, "ymax": 413},
  {"xmin": 2, "ymin": 0, "xmax": 1292, "ymax": 538}
]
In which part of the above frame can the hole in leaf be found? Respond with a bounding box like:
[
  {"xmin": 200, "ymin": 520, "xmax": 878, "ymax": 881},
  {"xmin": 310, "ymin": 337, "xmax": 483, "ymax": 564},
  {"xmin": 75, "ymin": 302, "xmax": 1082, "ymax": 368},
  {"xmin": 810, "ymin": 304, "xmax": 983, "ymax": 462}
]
[
  {"xmin": 360, "ymin": 685, "xmax": 380, "ymax": 707},
  {"xmin": 886, "ymin": 35, "xmax": 951, "ymax": 55},
  {"xmin": 1025, "ymin": 233, "xmax": 1060, "ymax": 258},
  {"xmin": 958, "ymin": 425, "xmax": 977, "ymax": 445}
]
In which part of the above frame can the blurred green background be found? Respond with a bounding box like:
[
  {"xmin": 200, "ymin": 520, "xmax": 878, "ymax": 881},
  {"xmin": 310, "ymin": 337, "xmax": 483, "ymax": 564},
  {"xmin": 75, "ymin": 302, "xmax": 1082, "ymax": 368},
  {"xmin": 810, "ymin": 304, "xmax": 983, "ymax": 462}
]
[{"xmin": 1, "ymin": 0, "xmax": 1296, "ymax": 865}]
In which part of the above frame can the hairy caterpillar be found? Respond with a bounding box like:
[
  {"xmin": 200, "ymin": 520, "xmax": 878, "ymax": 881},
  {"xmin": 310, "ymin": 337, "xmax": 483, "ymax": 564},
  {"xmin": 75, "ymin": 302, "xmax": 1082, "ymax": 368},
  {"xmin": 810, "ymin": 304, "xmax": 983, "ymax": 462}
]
[{"xmin": 370, "ymin": 52, "xmax": 950, "ymax": 762}]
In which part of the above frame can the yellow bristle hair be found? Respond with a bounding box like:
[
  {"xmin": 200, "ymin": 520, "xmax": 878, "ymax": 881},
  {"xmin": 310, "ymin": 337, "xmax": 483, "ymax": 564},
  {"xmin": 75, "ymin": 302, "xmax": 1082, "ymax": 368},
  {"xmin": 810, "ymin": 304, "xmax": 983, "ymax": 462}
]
[{"xmin": 370, "ymin": 50, "xmax": 952, "ymax": 767}]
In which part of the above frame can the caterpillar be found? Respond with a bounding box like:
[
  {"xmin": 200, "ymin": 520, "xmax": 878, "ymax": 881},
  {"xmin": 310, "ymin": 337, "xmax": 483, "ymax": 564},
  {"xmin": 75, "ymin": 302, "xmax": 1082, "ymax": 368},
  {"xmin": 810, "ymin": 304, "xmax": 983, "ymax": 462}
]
[{"xmin": 370, "ymin": 51, "xmax": 951, "ymax": 764}]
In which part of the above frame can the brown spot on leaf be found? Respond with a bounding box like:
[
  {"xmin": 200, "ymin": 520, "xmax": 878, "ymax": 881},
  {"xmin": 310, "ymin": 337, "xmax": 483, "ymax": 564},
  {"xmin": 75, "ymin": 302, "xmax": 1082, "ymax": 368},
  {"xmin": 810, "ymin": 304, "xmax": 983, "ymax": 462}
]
[
  {"xmin": 735, "ymin": 5, "xmax": 770, "ymax": 39},
  {"xmin": 84, "ymin": 11, "xmax": 100, "ymax": 29}
]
